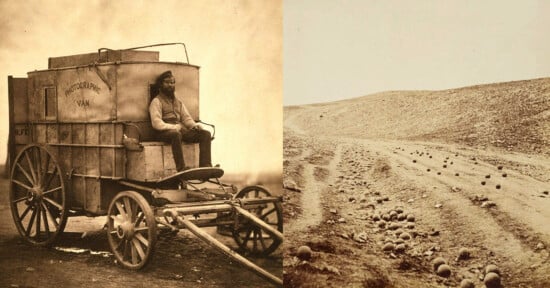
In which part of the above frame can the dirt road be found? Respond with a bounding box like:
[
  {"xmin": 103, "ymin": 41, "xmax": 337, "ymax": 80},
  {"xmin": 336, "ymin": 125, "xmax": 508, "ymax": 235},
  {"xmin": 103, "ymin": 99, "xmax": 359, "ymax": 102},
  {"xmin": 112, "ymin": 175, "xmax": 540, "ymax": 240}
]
[
  {"xmin": 0, "ymin": 176, "xmax": 282, "ymax": 288},
  {"xmin": 283, "ymin": 117, "xmax": 550, "ymax": 287}
]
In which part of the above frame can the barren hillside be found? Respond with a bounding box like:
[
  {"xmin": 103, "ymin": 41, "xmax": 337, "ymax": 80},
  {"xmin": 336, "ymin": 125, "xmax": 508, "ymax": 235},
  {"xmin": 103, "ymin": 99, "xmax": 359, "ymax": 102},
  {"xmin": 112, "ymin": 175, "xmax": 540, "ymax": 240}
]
[{"xmin": 286, "ymin": 77, "xmax": 550, "ymax": 156}]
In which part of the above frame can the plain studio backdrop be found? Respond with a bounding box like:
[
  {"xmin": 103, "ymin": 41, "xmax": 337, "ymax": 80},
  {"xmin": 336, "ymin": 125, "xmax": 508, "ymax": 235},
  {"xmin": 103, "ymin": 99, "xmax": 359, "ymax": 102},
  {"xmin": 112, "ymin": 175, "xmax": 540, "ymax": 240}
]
[{"xmin": 0, "ymin": 1, "xmax": 282, "ymax": 178}]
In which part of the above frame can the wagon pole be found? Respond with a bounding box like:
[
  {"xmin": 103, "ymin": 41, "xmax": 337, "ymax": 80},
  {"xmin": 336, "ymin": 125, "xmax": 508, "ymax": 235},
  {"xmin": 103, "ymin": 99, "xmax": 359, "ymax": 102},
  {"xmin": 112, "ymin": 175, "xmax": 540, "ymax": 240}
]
[{"xmin": 166, "ymin": 211, "xmax": 283, "ymax": 287}]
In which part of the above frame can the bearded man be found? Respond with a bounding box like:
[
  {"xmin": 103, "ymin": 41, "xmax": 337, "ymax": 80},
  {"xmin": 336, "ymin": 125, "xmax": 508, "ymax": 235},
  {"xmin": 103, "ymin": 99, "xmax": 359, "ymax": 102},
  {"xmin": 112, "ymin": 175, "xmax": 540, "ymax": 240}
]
[{"xmin": 149, "ymin": 70, "xmax": 213, "ymax": 171}]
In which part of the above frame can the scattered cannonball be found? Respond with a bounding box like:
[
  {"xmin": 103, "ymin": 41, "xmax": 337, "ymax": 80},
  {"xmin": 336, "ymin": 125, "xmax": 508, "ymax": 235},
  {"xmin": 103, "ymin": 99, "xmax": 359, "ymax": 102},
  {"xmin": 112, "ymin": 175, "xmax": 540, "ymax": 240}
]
[
  {"xmin": 481, "ymin": 181, "xmax": 486, "ymax": 185},
  {"xmin": 395, "ymin": 244, "xmax": 406, "ymax": 253},
  {"xmin": 497, "ymin": 165, "xmax": 503, "ymax": 170},
  {"xmin": 444, "ymin": 160, "xmax": 448, "ymax": 163},
  {"xmin": 389, "ymin": 210, "xmax": 398, "ymax": 219},
  {"xmin": 429, "ymin": 156, "xmax": 432, "ymax": 159},
  {"xmin": 458, "ymin": 248, "xmax": 470, "ymax": 260},
  {"xmin": 413, "ymin": 159, "xmax": 417, "ymax": 163},
  {"xmin": 394, "ymin": 238, "xmax": 405, "ymax": 245},
  {"xmin": 378, "ymin": 221, "xmax": 387, "ymax": 228},
  {"xmin": 496, "ymin": 184, "xmax": 501, "ymax": 189},
  {"xmin": 474, "ymin": 162, "xmax": 478, "ymax": 165},
  {"xmin": 436, "ymin": 264, "xmax": 452, "ymax": 277},
  {"xmin": 382, "ymin": 243, "xmax": 395, "ymax": 252},
  {"xmin": 383, "ymin": 196, "xmax": 390, "ymax": 201},
  {"xmin": 406, "ymin": 214, "xmax": 415, "ymax": 222},
  {"xmin": 382, "ymin": 214, "xmax": 391, "ymax": 221},
  {"xmin": 485, "ymin": 264, "xmax": 500, "ymax": 275},
  {"xmin": 432, "ymin": 257, "xmax": 447, "ymax": 271},
  {"xmin": 388, "ymin": 223, "xmax": 402, "ymax": 230},
  {"xmin": 502, "ymin": 173, "xmax": 507, "ymax": 177},
  {"xmin": 376, "ymin": 198, "xmax": 384, "ymax": 204},
  {"xmin": 437, "ymin": 172, "xmax": 441, "ymax": 175},
  {"xmin": 485, "ymin": 174, "xmax": 491, "ymax": 179},
  {"xmin": 427, "ymin": 168, "xmax": 431, "ymax": 172},
  {"xmin": 406, "ymin": 223, "xmax": 415, "ymax": 229},
  {"xmin": 450, "ymin": 161, "xmax": 454, "ymax": 165},
  {"xmin": 455, "ymin": 173, "xmax": 460, "ymax": 176},
  {"xmin": 443, "ymin": 165, "xmax": 447, "ymax": 168},
  {"xmin": 397, "ymin": 214, "xmax": 407, "ymax": 221},
  {"xmin": 394, "ymin": 229, "xmax": 404, "ymax": 236},
  {"xmin": 484, "ymin": 272, "xmax": 501, "ymax": 288},
  {"xmin": 296, "ymin": 245, "xmax": 312, "ymax": 260},
  {"xmin": 395, "ymin": 207, "xmax": 404, "ymax": 214},
  {"xmin": 399, "ymin": 232, "xmax": 412, "ymax": 240},
  {"xmin": 460, "ymin": 279, "xmax": 475, "ymax": 288},
  {"xmin": 372, "ymin": 214, "xmax": 381, "ymax": 221}
]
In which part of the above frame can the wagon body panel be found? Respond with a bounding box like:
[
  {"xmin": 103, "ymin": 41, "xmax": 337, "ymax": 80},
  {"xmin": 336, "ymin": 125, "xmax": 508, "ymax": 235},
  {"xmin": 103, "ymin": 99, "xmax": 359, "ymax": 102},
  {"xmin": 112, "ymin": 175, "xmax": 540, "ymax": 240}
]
[{"xmin": 9, "ymin": 50, "xmax": 201, "ymax": 214}]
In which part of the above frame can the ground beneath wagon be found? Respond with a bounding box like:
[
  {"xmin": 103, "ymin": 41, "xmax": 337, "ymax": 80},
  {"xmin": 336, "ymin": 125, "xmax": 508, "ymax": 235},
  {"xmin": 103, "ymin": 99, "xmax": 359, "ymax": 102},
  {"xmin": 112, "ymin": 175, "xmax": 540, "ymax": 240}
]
[
  {"xmin": 282, "ymin": 81, "xmax": 550, "ymax": 288},
  {"xmin": 0, "ymin": 170, "xmax": 282, "ymax": 288}
]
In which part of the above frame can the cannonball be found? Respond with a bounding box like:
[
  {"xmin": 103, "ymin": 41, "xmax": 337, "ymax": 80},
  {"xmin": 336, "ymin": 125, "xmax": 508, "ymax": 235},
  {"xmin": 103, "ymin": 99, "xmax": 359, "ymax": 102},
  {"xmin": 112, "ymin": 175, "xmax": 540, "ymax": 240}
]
[
  {"xmin": 389, "ymin": 210, "xmax": 398, "ymax": 219},
  {"xmin": 395, "ymin": 207, "xmax": 404, "ymax": 214},
  {"xmin": 460, "ymin": 279, "xmax": 475, "ymax": 288},
  {"xmin": 432, "ymin": 257, "xmax": 447, "ymax": 271},
  {"xmin": 400, "ymin": 232, "xmax": 412, "ymax": 240},
  {"xmin": 395, "ymin": 243, "xmax": 406, "ymax": 253},
  {"xmin": 496, "ymin": 184, "xmax": 501, "ymax": 189},
  {"xmin": 382, "ymin": 214, "xmax": 391, "ymax": 221},
  {"xmin": 406, "ymin": 223, "xmax": 415, "ymax": 229},
  {"xmin": 397, "ymin": 214, "xmax": 407, "ymax": 221},
  {"xmin": 497, "ymin": 165, "xmax": 503, "ymax": 170},
  {"xmin": 481, "ymin": 181, "xmax": 486, "ymax": 185},
  {"xmin": 458, "ymin": 247, "xmax": 470, "ymax": 260},
  {"xmin": 485, "ymin": 264, "xmax": 500, "ymax": 275},
  {"xmin": 372, "ymin": 214, "xmax": 380, "ymax": 221},
  {"xmin": 484, "ymin": 272, "xmax": 501, "ymax": 288},
  {"xmin": 296, "ymin": 245, "xmax": 312, "ymax": 260},
  {"xmin": 394, "ymin": 229, "xmax": 404, "ymax": 236},
  {"xmin": 388, "ymin": 223, "xmax": 402, "ymax": 230},
  {"xmin": 394, "ymin": 238, "xmax": 405, "ymax": 245},
  {"xmin": 436, "ymin": 264, "xmax": 451, "ymax": 277},
  {"xmin": 382, "ymin": 243, "xmax": 395, "ymax": 252},
  {"xmin": 378, "ymin": 220, "xmax": 387, "ymax": 228},
  {"xmin": 437, "ymin": 172, "xmax": 441, "ymax": 175},
  {"xmin": 406, "ymin": 214, "xmax": 415, "ymax": 222}
]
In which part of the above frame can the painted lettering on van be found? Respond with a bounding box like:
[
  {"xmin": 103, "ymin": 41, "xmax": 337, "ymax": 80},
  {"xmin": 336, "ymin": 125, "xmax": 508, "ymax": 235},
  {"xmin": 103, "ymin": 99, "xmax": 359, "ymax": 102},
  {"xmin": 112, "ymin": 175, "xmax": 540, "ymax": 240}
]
[{"xmin": 64, "ymin": 81, "xmax": 101, "ymax": 97}]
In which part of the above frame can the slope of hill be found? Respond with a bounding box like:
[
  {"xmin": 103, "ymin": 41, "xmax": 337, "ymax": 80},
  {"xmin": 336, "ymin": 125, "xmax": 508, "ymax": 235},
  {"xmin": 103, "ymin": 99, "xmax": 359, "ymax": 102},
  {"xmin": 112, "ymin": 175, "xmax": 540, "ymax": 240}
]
[{"xmin": 286, "ymin": 77, "xmax": 550, "ymax": 156}]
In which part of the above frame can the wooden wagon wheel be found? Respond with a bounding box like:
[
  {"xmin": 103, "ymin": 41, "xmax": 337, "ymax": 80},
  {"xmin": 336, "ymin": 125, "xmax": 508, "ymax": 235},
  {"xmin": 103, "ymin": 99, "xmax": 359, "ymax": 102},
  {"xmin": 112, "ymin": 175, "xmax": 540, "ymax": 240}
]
[
  {"xmin": 106, "ymin": 191, "xmax": 157, "ymax": 269},
  {"xmin": 232, "ymin": 185, "xmax": 283, "ymax": 256},
  {"xmin": 9, "ymin": 144, "xmax": 68, "ymax": 246}
]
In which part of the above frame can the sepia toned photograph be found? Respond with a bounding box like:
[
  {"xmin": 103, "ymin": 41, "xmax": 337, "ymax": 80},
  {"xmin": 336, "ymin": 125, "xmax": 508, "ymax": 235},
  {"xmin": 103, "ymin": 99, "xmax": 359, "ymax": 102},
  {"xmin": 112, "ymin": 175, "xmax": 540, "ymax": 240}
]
[
  {"xmin": 283, "ymin": 1, "xmax": 549, "ymax": 287},
  {"xmin": 0, "ymin": 1, "xmax": 282, "ymax": 287}
]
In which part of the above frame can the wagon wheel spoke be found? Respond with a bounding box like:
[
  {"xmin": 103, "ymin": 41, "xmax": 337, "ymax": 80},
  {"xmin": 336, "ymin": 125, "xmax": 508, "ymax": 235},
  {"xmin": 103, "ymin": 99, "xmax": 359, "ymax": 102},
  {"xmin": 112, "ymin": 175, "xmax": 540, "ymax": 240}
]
[
  {"xmin": 43, "ymin": 186, "xmax": 62, "ymax": 196},
  {"xmin": 258, "ymin": 229, "xmax": 267, "ymax": 251},
  {"xmin": 134, "ymin": 212, "xmax": 144, "ymax": 226},
  {"xmin": 241, "ymin": 228, "xmax": 254, "ymax": 248},
  {"xmin": 41, "ymin": 202, "xmax": 58, "ymax": 230},
  {"xmin": 19, "ymin": 205, "xmax": 33, "ymax": 222},
  {"xmin": 259, "ymin": 207, "xmax": 277, "ymax": 220},
  {"xmin": 35, "ymin": 202, "xmax": 42, "ymax": 239},
  {"xmin": 25, "ymin": 207, "xmax": 38, "ymax": 237},
  {"xmin": 135, "ymin": 232, "xmax": 149, "ymax": 247},
  {"xmin": 131, "ymin": 243, "xmax": 138, "ymax": 264},
  {"xmin": 123, "ymin": 197, "xmax": 133, "ymax": 222},
  {"xmin": 132, "ymin": 238, "xmax": 146, "ymax": 260},
  {"xmin": 12, "ymin": 179, "xmax": 33, "ymax": 191},
  {"xmin": 12, "ymin": 196, "xmax": 29, "ymax": 204},
  {"xmin": 41, "ymin": 202, "xmax": 50, "ymax": 237},
  {"xmin": 24, "ymin": 150, "xmax": 37, "ymax": 184},
  {"xmin": 15, "ymin": 163, "xmax": 35, "ymax": 186},
  {"xmin": 43, "ymin": 197, "xmax": 63, "ymax": 211},
  {"xmin": 34, "ymin": 147, "xmax": 43, "ymax": 186},
  {"xmin": 252, "ymin": 229, "xmax": 258, "ymax": 253},
  {"xmin": 115, "ymin": 202, "xmax": 127, "ymax": 221}
]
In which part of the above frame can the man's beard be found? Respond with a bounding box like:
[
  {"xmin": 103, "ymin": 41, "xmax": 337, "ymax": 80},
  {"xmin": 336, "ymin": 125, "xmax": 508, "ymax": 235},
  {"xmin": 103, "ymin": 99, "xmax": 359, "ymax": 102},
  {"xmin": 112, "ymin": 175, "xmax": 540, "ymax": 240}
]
[{"xmin": 160, "ymin": 86, "xmax": 175, "ymax": 98}]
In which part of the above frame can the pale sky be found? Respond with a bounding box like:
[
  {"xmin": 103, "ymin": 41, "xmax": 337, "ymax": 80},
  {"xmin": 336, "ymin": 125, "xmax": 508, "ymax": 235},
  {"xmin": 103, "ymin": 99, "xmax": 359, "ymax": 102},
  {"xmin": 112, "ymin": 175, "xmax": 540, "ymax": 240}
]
[
  {"xmin": 284, "ymin": 0, "xmax": 550, "ymax": 105},
  {"xmin": 0, "ymin": 0, "xmax": 282, "ymax": 175}
]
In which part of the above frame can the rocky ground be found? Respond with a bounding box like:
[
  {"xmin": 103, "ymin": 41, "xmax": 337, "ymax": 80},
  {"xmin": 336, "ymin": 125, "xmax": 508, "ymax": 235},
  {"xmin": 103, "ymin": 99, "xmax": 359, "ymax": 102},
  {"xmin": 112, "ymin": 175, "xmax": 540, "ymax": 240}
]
[{"xmin": 282, "ymin": 79, "xmax": 550, "ymax": 288}]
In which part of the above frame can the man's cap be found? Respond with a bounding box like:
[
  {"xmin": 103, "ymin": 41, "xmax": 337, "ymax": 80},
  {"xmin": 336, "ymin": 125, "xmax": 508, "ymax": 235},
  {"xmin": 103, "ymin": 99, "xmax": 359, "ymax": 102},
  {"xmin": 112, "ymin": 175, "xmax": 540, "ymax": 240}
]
[{"xmin": 157, "ymin": 70, "xmax": 174, "ymax": 84}]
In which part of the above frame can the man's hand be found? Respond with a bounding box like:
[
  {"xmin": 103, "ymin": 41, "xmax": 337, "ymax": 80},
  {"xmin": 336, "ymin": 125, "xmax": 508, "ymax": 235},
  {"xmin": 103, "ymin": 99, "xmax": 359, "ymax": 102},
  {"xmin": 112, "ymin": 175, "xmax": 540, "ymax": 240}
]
[
  {"xmin": 174, "ymin": 123, "xmax": 183, "ymax": 131},
  {"xmin": 192, "ymin": 124, "xmax": 202, "ymax": 130}
]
